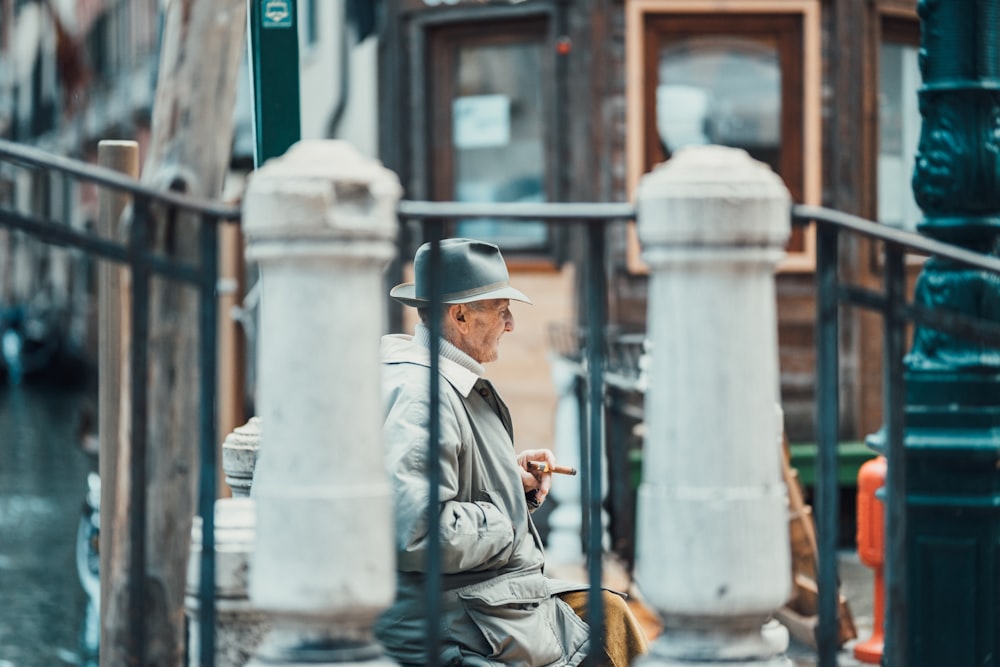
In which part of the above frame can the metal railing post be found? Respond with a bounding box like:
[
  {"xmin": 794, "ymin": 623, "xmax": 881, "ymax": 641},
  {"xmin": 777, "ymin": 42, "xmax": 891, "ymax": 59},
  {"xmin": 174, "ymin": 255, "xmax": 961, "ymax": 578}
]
[
  {"xmin": 882, "ymin": 245, "xmax": 907, "ymax": 667},
  {"xmin": 425, "ymin": 225, "xmax": 444, "ymax": 667},
  {"xmin": 197, "ymin": 213, "xmax": 220, "ymax": 667},
  {"xmin": 127, "ymin": 196, "xmax": 151, "ymax": 667},
  {"xmin": 584, "ymin": 222, "xmax": 607, "ymax": 666},
  {"xmin": 814, "ymin": 223, "xmax": 840, "ymax": 667}
]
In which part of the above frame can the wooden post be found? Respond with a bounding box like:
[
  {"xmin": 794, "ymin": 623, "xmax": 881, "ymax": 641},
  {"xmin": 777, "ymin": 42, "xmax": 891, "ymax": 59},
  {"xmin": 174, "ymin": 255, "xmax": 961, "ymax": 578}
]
[
  {"xmin": 96, "ymin": 139, "xmax": 138, "ymax": 667},
  {"xmin": 216, "ymin": 221, "xmax": 246, "ymax": 496},
  {"xmin": 100, "ymin": 2, "xmax": 248, "ymax": 665}
]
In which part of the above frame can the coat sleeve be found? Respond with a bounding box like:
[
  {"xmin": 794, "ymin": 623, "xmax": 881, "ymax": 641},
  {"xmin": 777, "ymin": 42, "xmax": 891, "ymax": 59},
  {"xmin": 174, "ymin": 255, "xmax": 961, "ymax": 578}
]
[{"xmin": 384, "ymin": 381, "xmax": 515, "ymax": 574}]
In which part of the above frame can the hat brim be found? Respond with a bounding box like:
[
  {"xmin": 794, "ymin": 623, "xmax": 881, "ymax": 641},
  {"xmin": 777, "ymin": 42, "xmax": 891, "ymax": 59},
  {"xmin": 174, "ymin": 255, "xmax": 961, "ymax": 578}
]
[{"xmin": 389, "ymin": 283, "xmax": 532, "ymax": 308}]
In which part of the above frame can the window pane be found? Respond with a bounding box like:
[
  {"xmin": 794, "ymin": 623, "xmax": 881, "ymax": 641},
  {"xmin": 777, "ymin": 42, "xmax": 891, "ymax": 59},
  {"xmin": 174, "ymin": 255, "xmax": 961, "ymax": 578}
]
[
  {"xmin": 657, "ymin": 37, "xmax": 782, "ymax": 173},
  {"xmin": 452, "ymin": 41, "xmax": 547, "ymax": 251},
  {"xmin": 878, "ymin": 42, "xmax": 921, "ymax": 231}
]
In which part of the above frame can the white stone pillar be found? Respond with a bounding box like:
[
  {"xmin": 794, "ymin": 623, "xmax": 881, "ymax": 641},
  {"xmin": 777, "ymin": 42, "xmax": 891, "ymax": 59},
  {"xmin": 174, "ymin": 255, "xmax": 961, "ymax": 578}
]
[
  {"xmin": 634, "ymin": 146, "xmax": 792, "ymax": 666},
  {"xmin": 242, "ymin": 140, "xmax": 400, "ymax": 666}
]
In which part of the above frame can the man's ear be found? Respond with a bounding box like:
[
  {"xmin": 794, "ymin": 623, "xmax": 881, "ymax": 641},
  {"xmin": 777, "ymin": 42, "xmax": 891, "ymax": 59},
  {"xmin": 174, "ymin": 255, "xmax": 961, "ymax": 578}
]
[{"xmin": 448, "ymin": 304, "xmax": 469, "ymax": 331}]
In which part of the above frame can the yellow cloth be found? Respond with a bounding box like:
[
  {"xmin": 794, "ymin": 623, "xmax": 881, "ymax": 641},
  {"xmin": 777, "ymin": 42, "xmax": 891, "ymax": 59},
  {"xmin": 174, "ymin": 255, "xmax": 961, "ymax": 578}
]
[{"xmin": 558, "ymin": 590, "xmax": 650, "ymax": 667}]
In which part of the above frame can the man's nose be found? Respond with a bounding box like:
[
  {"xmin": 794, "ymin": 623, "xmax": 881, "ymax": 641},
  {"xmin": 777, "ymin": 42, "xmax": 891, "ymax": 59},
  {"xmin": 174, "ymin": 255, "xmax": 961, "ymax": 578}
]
[{"xmin": 504, "ymin": 313, "xmax": 514, "ymax": 332}]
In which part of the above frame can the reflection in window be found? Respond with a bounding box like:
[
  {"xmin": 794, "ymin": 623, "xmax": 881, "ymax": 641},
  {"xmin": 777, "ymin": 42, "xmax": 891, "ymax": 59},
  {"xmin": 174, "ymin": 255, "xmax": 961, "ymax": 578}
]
[
  {"xmin": 657, "ymin": 37, "xmax": 781, "ymax": 174},
  {"xmin": 878, "ymin": 42, "xmax": 921, "ymax": 231},
  {"xmin": 452, "ymin": 41, "xmax": 547, "ymax": 251}
]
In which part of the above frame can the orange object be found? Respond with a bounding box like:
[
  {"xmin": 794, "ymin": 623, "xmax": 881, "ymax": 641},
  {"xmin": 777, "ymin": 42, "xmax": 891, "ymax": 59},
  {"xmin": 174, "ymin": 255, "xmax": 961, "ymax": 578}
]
[{"xmin": 854, "ymin": 455, "xmax": 887, "ymax": 664}]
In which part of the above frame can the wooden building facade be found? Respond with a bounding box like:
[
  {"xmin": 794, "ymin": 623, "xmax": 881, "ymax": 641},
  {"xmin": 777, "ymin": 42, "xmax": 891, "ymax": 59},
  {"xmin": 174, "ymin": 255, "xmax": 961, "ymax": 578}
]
[{"xmin": 378, "ymin": 0, "xmax": 924, "ymax": 450}]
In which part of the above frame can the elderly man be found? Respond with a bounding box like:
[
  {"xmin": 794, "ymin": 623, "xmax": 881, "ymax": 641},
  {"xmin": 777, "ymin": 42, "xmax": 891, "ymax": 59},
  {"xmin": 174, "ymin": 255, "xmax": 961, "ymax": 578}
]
[{"xmin": 375, "ymin": 238, "xmax": 648, "ymax": 667}]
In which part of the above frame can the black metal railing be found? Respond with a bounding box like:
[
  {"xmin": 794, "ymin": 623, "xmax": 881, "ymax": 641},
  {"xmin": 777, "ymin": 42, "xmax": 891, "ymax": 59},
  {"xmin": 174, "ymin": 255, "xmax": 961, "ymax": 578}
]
[
  {"xmin": 794, "ymin": 203, "xmax": 1000, "ymax": 667},
  {"xmin": 0, "ymin": 138, "xmax": 240, "ymax": 667}
]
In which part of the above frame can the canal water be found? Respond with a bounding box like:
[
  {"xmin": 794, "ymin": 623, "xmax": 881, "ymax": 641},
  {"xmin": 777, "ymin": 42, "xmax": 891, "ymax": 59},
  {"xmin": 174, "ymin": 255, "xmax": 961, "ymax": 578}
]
[{"xmin": 0, "ymin": 382, "xmax": 95, "ymax": 666}]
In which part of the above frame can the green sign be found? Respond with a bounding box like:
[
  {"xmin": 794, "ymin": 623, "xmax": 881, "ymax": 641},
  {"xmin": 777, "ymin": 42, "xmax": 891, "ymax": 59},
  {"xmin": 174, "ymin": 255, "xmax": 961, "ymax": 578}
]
[{"xmin": 249, "ymin": 0, "xmax": 301, "ymax": 166}]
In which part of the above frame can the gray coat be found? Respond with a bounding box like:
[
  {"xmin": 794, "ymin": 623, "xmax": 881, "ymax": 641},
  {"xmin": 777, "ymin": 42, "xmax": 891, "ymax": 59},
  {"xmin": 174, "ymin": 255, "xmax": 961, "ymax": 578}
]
[{"xmin": 375, "ymin": 330, "xmax": 590, "ymax": 667}]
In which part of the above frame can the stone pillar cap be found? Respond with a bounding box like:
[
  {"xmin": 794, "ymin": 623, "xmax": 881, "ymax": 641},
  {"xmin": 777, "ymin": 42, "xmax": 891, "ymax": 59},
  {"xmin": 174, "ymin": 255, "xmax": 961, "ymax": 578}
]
[
  {"xmin": 243, "ymin": 140, "xmax": 402, "ymax": 243},
  {"xmin": 637, "ymin": 145, "xmax": 791, "ymax": 248}
]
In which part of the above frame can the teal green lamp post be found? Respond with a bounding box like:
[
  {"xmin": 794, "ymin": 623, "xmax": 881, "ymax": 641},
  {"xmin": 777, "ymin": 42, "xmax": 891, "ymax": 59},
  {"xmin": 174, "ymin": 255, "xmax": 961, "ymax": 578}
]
[
  {"xmin": 900, "ymin": 0, "xmax": 1000, "ymax": 664},
  {"xmin": 248, "ymin": 0, "xmax": 301, "ymax": 166}
]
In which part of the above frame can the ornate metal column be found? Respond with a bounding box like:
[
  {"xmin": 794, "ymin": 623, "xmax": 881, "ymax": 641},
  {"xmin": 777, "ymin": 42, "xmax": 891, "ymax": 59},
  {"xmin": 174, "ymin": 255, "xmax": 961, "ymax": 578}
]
[{"xmin": 899, "ymin": 0, "xmax": 1000, "ymax": 663}]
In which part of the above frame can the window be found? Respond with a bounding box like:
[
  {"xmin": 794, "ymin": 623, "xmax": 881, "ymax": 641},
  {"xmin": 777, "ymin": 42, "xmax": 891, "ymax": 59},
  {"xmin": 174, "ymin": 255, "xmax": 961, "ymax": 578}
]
[
  {"xmin": 878, "ymin": 18, "xmax": 921, "ymax": 231},
  {"xmin": 627, "ymin": 1, "xmax": 821, "ymax": 271},
  {"xmin": 427, "ymin": 19, "xmax": 555, "ymax": 257},
  {"xmin": 657, "ymin": 38, "xmax": 783, "ymax": 163}
]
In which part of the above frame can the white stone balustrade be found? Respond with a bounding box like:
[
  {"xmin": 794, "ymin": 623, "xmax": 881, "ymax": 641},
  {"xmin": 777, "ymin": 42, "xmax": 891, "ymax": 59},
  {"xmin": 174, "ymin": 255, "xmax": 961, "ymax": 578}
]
[
  {"xmin": 634, "ymin": 145, "xmax": 793, "ymax": 666},
  {"xmin": 186, "ymin": 498, "xmax": 268, "ymax": 667},
  {"xmin": 185, "ymin": 417, "xmax": 268, "ymax": 666},
  {"xmin": 222, "ymin": 417, "xmax": 261, "ymax": 498},
  {"xmin": 242, "ymin": 140, "xmax": 400, "ymax": 666}
]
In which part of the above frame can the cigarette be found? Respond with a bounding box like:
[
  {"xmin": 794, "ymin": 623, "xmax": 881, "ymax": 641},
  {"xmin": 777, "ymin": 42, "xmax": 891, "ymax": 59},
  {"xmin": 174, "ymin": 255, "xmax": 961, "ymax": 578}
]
[{"xmin": 526, "ymin": 461, "xmax": 577, "ymax": 476}]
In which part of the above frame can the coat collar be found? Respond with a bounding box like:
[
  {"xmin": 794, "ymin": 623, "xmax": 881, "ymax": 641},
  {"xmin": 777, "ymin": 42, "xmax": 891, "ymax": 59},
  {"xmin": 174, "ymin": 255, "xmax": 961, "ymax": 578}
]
[{"xmin": 381, "ymin": 325, "xmax": 483, "ymax": 397}]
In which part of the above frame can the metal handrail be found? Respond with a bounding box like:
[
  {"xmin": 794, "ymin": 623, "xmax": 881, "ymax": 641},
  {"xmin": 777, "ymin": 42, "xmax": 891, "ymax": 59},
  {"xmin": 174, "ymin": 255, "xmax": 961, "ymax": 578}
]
[
  {"xmin": 793, "ymin": 204, "xmax": 1000, "ymax": 273},
  {"xmin": 0, "ymin": 138, "xmax": 241, "ymax": 219}
]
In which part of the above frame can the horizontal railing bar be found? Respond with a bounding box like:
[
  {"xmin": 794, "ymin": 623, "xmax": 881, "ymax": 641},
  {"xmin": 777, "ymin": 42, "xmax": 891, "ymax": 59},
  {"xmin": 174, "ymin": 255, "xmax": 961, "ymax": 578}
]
[
  {"xmin": 398, "ymin": 200, "xmax": 636, "ymax": 221},
  {"xmin": 906, "ymin": 300, "xmax": 1000, "ymax": 349},
  {"xmin": 839, "ymin": 285, "xmax": 888, "ymax": 312},
  {"xmin": 0, "ymin": 207, "xmax": 207, "ymax": 286},
  {"xmin": 0, "ymin": 207, "xmax": 129, "ymax": 263},
  {"xmin": 144, "ymin": 254, "xmax": 206, "ymax": 286},
  {"xmin": 840, "ymin": 283, "xmax": 1000, "ymax": 346},
  {"xmin": 841, "ymin": 283, "xmax": 1000, "ymax": 346},
  {"xmin": 794, "ymin": 204, "xmax": 1000, "ymax": 275},
  {"xmin": 0, "ymin": 139, "xmax": 241, "ymax": 220}
]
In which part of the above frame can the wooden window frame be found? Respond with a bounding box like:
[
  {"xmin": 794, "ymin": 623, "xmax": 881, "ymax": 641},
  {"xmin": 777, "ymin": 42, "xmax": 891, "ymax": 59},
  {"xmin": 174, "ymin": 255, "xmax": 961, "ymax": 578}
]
[
  {"xmin": 427, "ymin": 20, "xmax": 550, "ymax": 200},
  {"xmin": 625, "ymin": 0, "xmax": 822, "ymax": 273},
  {"xmin": 406, "ymin": 6, "xmax": 565, "ymax": 269}
]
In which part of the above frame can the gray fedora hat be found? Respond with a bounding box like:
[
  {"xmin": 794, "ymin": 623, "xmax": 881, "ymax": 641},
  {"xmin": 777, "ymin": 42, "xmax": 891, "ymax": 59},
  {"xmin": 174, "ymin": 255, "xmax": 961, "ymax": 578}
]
[{"xmin": 390, "ymin": 238, "xmax": 532, "ymax": 308}]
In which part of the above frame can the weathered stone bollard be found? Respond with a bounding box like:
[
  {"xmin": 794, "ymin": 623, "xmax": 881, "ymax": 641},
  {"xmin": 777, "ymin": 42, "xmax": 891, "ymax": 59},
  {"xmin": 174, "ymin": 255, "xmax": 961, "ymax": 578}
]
[
  {"xmin": 185, "ymin": 418, "xmax": 269, "ymax": 666},
  {"xmin": 186, "ymin": 498, "xmax": 268, "ymax": 667},
  {"xmin": 634, "ymin": 145, "xmax": 792, "ymax": 666},
  {"xmin": 242, "ymin": 140, "xmax": 400, "ymax": 666}
]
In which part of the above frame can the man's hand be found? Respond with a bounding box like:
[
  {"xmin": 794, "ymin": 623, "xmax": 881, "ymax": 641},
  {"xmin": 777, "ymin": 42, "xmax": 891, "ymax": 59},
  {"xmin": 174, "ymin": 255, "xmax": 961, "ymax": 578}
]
[{"xmin": 516, "ymin": 449, "xmax": 557, "ymax": 505}]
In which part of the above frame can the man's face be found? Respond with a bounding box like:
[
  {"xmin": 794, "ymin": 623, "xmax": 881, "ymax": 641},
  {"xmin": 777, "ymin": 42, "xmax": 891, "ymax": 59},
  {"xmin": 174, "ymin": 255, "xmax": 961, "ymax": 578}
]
[{"xmin": 453, "ymin": 298, "xmax": 514, "ymax": 364}]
